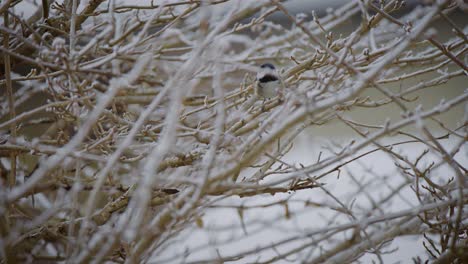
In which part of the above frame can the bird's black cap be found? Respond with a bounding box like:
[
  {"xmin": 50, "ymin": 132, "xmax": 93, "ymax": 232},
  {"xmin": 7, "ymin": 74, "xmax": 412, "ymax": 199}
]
[{"xmin": 260, "ymin": 63, "xmax": 276, "ymax": 70}]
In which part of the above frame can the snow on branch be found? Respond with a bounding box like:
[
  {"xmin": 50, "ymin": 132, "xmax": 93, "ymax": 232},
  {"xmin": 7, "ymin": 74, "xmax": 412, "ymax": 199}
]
[{"xmin": 0, "ymin": 0, "xmax": 466, "ymax": 263}]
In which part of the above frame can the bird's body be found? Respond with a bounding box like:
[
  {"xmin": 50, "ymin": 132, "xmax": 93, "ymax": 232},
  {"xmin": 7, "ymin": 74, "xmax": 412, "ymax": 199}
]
[
  {"xmin": 256, "ymin": 79, "xmax": 280, "ymax": 98},
  {"xmin": 255, "ymin": 63, "xmax": 281, "ymax": 99}
]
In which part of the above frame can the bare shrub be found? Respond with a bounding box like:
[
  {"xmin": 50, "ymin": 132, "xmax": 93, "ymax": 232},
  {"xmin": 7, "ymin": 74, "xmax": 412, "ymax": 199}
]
[{"xmin": 0, "ymin": 0, "xmax": 466, "ymax": 263}]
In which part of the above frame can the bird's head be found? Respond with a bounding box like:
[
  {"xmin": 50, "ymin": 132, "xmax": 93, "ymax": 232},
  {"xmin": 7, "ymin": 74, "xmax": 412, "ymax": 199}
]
[{"xmin": 257, "ymin": 63, "xmax": 278, "ymax": 83}]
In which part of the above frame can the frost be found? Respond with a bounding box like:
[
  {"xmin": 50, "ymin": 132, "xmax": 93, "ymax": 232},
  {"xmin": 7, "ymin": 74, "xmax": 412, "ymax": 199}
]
[
  {"xmin": 52, "ymin": 37, "xmax": 66, "ymax": 50},
  {"xmin": 4, "ymin": 1, "xmax": 467, "ymax": 263},
  {"xmin": 296, "ymin": 13, "xmax": 308, "ymax": 23},
  {"xmin": 413, "ymin": 105, "xmax": 425, "ymax": 129}
]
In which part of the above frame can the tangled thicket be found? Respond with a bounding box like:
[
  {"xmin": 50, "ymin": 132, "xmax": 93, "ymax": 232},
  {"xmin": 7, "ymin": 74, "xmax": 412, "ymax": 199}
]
[{"xmin": 0, "ymin": 0, "xmax": 467, "ymax": 263}]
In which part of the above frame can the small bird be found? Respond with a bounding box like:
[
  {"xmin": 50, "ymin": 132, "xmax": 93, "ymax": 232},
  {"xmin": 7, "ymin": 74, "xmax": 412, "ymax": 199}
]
[{"xmin": 255, "ymin": 63, "xmax": 281, "ymax": 99}]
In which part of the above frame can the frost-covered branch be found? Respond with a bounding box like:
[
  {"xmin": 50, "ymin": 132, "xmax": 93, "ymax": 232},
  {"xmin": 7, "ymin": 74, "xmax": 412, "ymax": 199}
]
[{"xmin": 0, "ymin": 0, "xmax": 466, "ymax": 263}]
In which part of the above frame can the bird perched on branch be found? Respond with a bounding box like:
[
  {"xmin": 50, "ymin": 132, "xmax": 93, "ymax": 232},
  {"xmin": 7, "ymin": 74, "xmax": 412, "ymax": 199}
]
[{"xmin": 255, "ymin": 63, "xmax": 282, "ymax": 99}]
